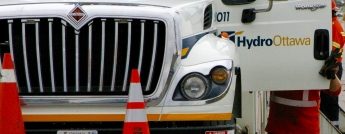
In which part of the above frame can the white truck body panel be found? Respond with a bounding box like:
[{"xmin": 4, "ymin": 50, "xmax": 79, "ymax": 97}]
[
  {"xmin": 214, "ymin": 0, "xmax": 331, "ymax": 91},
  {"xmin": 175, "ymin": 1, "xmax": 212, "ymax": 38},
  {"xmin": 0, "ymin": 0, "xmax": 335, "ymax": 133}
]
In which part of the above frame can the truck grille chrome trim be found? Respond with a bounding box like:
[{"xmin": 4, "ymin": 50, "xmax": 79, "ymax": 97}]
[
  {"xmin": 62, "ymin": 20, "xmax": 68, "ymax": 92},
  {"xmin": 122, "ymin": 20, "xmax": 132, "ymax": 92},
  {"xmin": 87, "ymin": 21, "xmax": 93, "ymax": 92},
  {"xmin": 138, "ymin": 20, "xmax": 145, "ymax": 74},
  {"xmin": 110, "ymin": 19, "xmax": 119, "ymax": 92},
  {"xmin": 5, "ymin": 18, "xmax": 166, "ymax": 96},
  {"xmin": 75, "ymin": 29, "xmax": 80, "ymax": 92},
  {"xmin": 7, "ymin": 20, "xmax": 14, "ymax": 62},
  {"xmin": 145, "ymin": 21, "xmax": 158, "ymax": 91},
  {"xmin": 48, "ymin": 19, "xmax": 56, "ymax": 92},
  {"xmin": 34, "ymin": 19, "xmax": 44, "ymax": 93},
  {"xmin": 99, "ymin": 19, "xmax": 106, "ymax": 92},
  {"xmin": 21, "ymin": 19, "xmax": 32, "ymax": 93}
]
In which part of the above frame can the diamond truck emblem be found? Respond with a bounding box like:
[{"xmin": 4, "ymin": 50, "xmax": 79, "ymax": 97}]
[
  {"xmin": 71, "ymin": 8, "xmax": 83, "ymax": 21},
  {"xmin": 68, "ymin": 4, "xmax": 87, "ymax": 22}
]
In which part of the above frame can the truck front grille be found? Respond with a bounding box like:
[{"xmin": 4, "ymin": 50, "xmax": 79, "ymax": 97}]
[{"xmin": 0, "ymin": 18, "xmax": 166, "ymax": 95}]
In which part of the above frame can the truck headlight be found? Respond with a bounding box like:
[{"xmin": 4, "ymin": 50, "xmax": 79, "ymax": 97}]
[
  {"xmin": 181, "ymin": 73, "xmax": 209, "ymax": 99},
  {"xmin": 211, "ymin": 67, "xmax": 228, "ymax": 84}
]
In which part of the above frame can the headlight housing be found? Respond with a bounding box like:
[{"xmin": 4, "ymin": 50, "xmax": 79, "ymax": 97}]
[{"xmin": 180, "ymin": 73, "xmax": 210, "ymax": 100}]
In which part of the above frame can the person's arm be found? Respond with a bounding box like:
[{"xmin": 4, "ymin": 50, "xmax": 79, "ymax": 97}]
[
  {"xmin": 324, "ymin": 66, "xmax": 342, "ymax": 96},
  {"xmin": 329, "ymin": 74, "xmax": 342, "ymax": 92}
]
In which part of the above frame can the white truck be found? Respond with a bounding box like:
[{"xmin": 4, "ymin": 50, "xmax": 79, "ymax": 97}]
[{"xmin": 0, "ymin": 0, "xmax": 332, "ymax": 133}]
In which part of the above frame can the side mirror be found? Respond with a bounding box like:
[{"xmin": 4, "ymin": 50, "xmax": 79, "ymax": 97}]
[{"xmin": 241, "ymin": 0, "xmax": 273, "ymax": 23}]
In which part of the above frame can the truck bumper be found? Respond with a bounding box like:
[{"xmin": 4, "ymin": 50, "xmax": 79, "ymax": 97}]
[{"xmin": 25, "ymin": 121, "xmax": 236, "ymax": 134}]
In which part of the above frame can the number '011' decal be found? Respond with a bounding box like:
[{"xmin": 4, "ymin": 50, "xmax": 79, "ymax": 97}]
[{"xmin": 216, "ymin": 12, "xmax": 230, "ymax": 22}]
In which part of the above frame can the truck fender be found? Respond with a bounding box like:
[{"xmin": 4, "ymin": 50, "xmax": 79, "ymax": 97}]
[{"xmin": 181, "ymin": 33, "xmax": 236, "ymax": 66}]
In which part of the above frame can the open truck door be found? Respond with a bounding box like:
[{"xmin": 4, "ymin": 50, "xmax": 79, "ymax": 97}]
[{"xmin": 215, "ymin": 0, "xmax": 331, "ymax": 91}]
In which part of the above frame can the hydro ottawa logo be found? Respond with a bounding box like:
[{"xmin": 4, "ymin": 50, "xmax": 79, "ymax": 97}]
[{"xmin": 220, "ymin": 31, "xmax": 311, "ymax": 49}]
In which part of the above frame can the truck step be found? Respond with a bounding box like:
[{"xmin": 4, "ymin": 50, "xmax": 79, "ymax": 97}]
[
  {"xmin": 320, "ymin": 111, "xmax": 342, "ymax": 134},
  {"xmin": 338, "ymin": 108, "xmax": 345, "ymax": 133}
]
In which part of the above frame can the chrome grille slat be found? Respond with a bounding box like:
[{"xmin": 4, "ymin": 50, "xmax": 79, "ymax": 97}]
[
  {"xmin": 138, "ymin": 20, "xmax": 145, "ymax": 73},
  {"xmin": 145, "ymin": 21, "xmax": 159, "ymax": 91},
  {"xmin": 87, "ymin": 21, "xmax": 93, "ymax": 92},
  {"xmin": 4, "ymin": 18, "xmax": 166, "ymax": 95},
  {"xmin": 35, "ymin": 19, "xmax": 44, "ymax": 93},
  {"xmin": 75, "ymin": 29, "xmax": 80, "ymax": 92},
  {"xmin": 99, "ymin": 19, "xmax": 106, "ymax": 92},
  {"xmin": 122, "ymin": 20, "xmax": 132, "ymax": 92},
  {"xmin": 7, "ymin": 20, "xmax": 14, "ymax": 65},
  {"xmin": 62, "ymin": 20, "xmax": 67, "ymax": 92},
  {"xmin": 48, "ymin": 19, "xmax": 56, "ymax": 92},
  {"xmin": 21, "ymin": 20, "xmax": 32, "ymax": 93},
  {"xmin": 110, "ymin": 19, "xmax": 119, "ymax": 92},
  {"xmin": 7, "ymin": 20, "xmax": 15, "ymax": 92}
]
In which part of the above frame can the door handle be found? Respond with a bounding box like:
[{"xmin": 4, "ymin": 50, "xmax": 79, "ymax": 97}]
[{"xmin": 314, "ymin": 29, "xmax": 329, "ymax": 60}]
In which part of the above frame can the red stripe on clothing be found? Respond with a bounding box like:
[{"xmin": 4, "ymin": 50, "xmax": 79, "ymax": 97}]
[
  {"xmin": 2, "ymin": 53, "xmax": 14, "ymax": 69},
  {"xmin": 130, "ymin": 69, "xmax": 140, "ymax": 83},
  {"xmin": 322, "ymin": 87, "xmax": 342, "ymax": 97},
  {"xmin": 127, "ymin": 102, "xmax": 145, "ymax": 109}
]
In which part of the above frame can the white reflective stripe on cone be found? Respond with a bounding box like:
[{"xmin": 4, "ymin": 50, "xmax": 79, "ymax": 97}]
[
  {"xmin": 128, "ymin": 83, "xmax": 144, "ymax": 102},
  {"xmin": 125, "ymin": 109, "xmax": 148, "ymax": 122},
  {"xmin": 270, "ymin": 95, "xmax": 317, "ymax": 107},
  {"xmin": 1, "ymin": 69, "xmax": 16, "ymax": 82}
]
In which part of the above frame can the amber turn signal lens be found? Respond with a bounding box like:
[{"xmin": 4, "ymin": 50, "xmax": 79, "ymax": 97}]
[{"xmin": 211, "ymin": 68, "xmax": 228, "ymax": 84}]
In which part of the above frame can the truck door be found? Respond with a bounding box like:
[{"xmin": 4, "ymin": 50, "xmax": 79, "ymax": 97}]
[{"xmin": 215, "ymin": 0, "xmax": 331, "ymax": 91}]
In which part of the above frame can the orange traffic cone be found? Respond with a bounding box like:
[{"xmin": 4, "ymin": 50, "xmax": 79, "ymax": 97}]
[
  {"xmin": 0, "ymin": 53, "xmax": 25, "ymax": 134},
  {"xmin": 123, "ymin": 69, "xmax": 150, "ymax": 134}
]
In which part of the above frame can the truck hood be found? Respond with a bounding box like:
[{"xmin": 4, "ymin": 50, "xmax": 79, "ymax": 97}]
[{"xmin": 0, "ymin": 0, "xmax": 210, "ymax": 8}]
